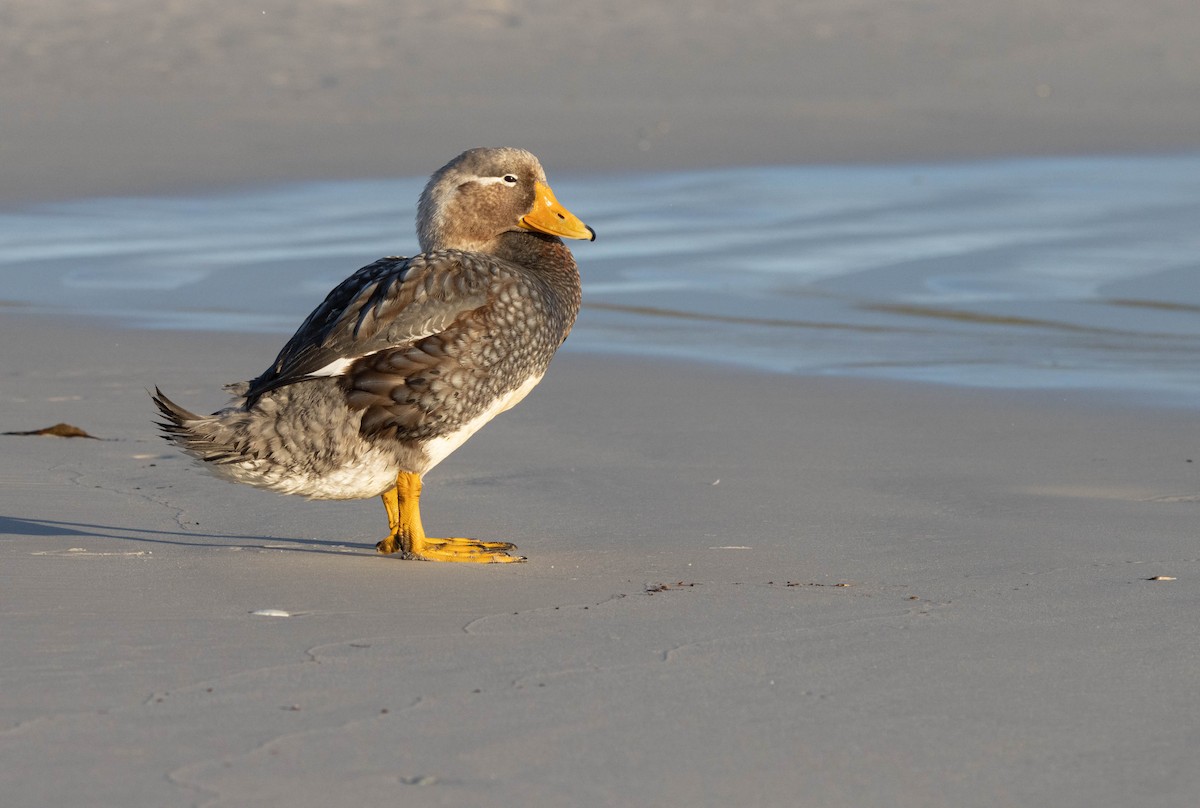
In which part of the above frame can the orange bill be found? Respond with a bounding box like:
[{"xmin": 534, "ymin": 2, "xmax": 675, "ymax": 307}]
[{"xmin": 520, "ymin": 181, "xmax": 596, "ymax": 241}]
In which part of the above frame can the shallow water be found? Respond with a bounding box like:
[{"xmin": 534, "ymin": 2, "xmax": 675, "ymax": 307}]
[{"xmin": 3, "ymin": 155, "xmax": 1199, "ymax": 404}]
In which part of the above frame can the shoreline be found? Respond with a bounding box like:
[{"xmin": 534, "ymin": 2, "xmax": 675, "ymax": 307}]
[
  {"xmin": 8, "ymin": 300, "xmax": 1200, "ymax": 415},
  {"xmin": 7, "ymin": 146, "xmax": 1200, "ymax": 210},
  {"xmin": 9, "ymin": 143, "xmax": 1200, "ymax": 212}
]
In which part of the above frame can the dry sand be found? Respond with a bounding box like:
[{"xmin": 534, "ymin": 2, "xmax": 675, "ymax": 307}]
[
  {"xmin": 3, "ymin": 0, "xmax": 1200, "ymax": 203},
  {"xmin": 3, "ymin": 314, "xmax": 1200, "ymax": 807},
  {"xmin": 4, "ymin": 2, "xmax": 1200, "ymax": 806}
]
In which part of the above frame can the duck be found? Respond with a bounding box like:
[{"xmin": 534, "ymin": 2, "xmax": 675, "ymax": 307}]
[{"xmin": 153, "ymin": 147, "xmax": 594, "ymax": 563}]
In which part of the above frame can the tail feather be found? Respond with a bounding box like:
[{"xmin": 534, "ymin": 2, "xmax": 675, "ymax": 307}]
[
  {"xmin": 151, "ymin": 386, "xmax": 199, "ymax": 436},
  {"xmin": 150, "ymin": 387, "xmax": 251, "ymax": 465}
]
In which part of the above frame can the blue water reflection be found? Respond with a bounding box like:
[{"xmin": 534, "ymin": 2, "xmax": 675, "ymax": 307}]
[{"xmin": 2, "ymin": 155, "xmax": 1199, "ymax": 402}]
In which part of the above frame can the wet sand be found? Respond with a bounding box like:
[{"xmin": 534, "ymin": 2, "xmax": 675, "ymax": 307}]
[{"xmin": 3, "ymin": 313, "xmax": 1200, "ymax": 807}]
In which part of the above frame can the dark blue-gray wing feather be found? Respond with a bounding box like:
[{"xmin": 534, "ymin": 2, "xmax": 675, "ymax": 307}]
[{"xmin": 244, "ymin": 252, "xmax": 493, "ymax": 402}]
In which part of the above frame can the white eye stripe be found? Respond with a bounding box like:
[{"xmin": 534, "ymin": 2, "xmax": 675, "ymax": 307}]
[{"xmin": 472, "ymin": 175, "xmax": 519, "ymax": 186}]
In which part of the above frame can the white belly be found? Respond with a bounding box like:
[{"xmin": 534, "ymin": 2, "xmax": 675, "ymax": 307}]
[
  {"xmin": 419, "ymin": 373, "xmax": 544, "ymax": 473},
  {"xmin": 221, "ymin": 443, "xmax": 401, "ymax": 500}
]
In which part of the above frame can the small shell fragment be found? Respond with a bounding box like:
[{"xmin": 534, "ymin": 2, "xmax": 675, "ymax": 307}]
[
  {"xmin": 252, "ymin": 608, "xmax": 291, "ymax": 617},
  {"xmin": 1147, "ymin": 576, "xmax": 1176, "ymax": 582}
]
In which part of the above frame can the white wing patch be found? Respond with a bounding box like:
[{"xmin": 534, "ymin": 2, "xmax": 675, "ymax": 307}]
[
  {"xmin": 308, "ymin": 357, "xmax": 357, "ymax": 378},
  {"xmin": 306, "ymin": 316, "xmax": 447, "ymax": 379}
]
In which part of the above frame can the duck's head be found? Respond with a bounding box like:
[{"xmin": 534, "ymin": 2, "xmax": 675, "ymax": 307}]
[{"xmin": 416, "ymin": 147, "xmax": 596, "ymax": 254}]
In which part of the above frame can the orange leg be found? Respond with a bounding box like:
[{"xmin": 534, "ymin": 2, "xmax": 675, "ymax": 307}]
[{"xmin": 375, "ymin": 471, "xmax": 525, "ymax": 563}]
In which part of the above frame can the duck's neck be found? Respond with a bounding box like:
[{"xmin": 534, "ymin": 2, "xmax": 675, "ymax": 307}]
[{"xmin": 495, "ymin": 230, "xmax": 583, "ymax": 334}]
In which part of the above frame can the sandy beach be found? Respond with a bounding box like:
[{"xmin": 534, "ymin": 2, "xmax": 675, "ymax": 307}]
[
  {"xmin": 4, "ymin": 2, "xmax": 1200, "ymax": 807},
  {"xmin": 5, "ymin": 314, "xmax": 1200, "ymax": 807},
  {"xmin": 3, "ymin": 0, "xmax": 1200, "ymax": 204}
]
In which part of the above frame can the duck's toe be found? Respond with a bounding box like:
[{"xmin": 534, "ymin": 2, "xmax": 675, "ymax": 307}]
[{"xmin": 407, "ymin": 537, "xmax": 525, "ymax": 563}]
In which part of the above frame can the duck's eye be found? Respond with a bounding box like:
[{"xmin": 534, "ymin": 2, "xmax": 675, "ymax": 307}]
[{"xmin": 502, "ymin": 174, "xmax": 518, "ymax": 185}]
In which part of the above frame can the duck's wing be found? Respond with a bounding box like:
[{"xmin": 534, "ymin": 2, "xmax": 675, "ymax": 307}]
[{"xmin": 243, "ymin": 251, "xmax": 494, "ymax": 402}]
